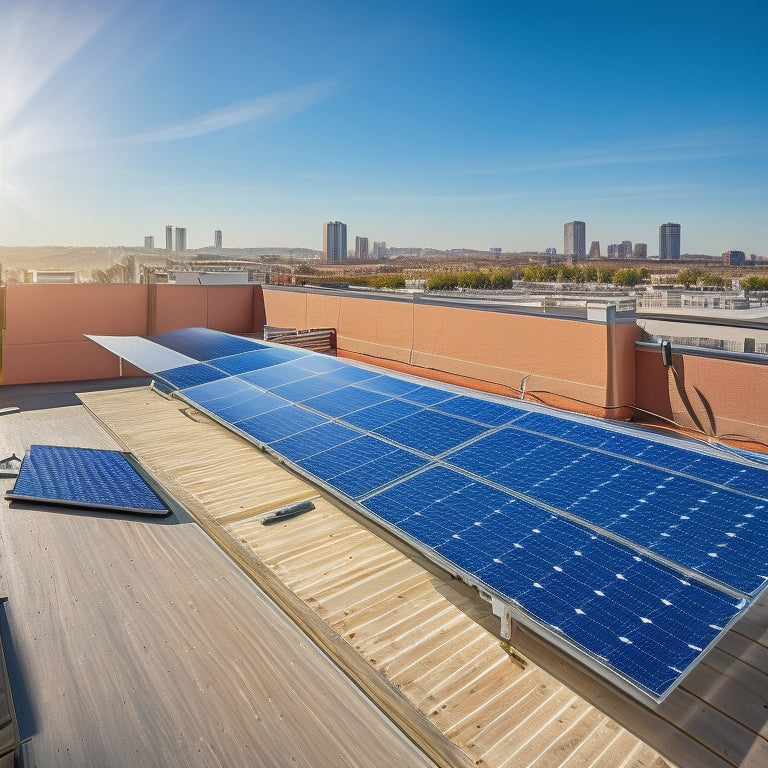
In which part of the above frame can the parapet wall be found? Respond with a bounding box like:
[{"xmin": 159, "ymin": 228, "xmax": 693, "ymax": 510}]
[
  {"xmin": 1, "ymin": 283, "xmax": 766, "ymax": 446},
  {"xmin": 635, "ymin": 344, "xmax": 768, "ymax": 446},
  {"xmin": 0, "ymin": 283, "xmax": 265, "ymax": 385},
  {"xmin": 260, "ymin": 287, "xmax": 638, "ymax": 417}
]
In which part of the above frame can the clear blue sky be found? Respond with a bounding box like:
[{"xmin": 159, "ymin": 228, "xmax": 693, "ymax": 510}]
[{"xmin": 1, "ymin": 0, "xmax": 766, "ymax": 255}]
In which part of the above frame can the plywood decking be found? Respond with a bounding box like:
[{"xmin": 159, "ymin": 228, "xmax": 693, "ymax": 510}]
[{"xmin": 77, "ymin": 387, "xmax": 713, "ymax": 768}]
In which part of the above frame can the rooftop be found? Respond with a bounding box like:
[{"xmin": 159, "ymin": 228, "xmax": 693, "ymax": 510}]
[{"xmin": 2, "ymin": 372, "xmax": 767, "ymax": 766}]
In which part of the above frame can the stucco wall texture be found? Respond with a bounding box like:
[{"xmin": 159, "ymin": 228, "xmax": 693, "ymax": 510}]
[{"xmin": 1, "ymin": 283, "xmax": 766, "ymax": 446}]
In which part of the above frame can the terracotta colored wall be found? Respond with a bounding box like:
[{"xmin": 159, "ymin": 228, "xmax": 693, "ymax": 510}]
[
  {"xmin": 152, "ymin": 285, "xmax": 256, "ymax": 335},
  {"xmin": 1, "ymin": 283, "xmax": 261, "ymax": 385},
  {"xmin": 635, "ymin": 346, "xmax": 768, "ymax": 444},
  {"xmin": 1, "ymin": 284, "xmax": 149, "ymax": 384},
  {"xmin": 261, "ymin": 288, "xmax": 636, "ymax": 412}
]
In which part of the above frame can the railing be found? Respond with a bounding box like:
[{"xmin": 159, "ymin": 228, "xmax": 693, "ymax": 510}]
[{"xmin": 263, "ymin": 327, "xmax": 337, "ymax": 354}]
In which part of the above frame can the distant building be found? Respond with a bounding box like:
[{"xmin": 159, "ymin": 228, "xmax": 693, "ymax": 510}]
[
  {"xmin": 722, "ymin": 250, "xmax": 746, "ymax": 266},
  {"xmin": 144, "ymin": 236, "xmax": 154, "ymax": 250},
  {"xmin": 545, "ymin": 247, "xmax": 557, "ymax": 256},
  {"xmin": 634, "ymin": 243, "xmax": 648, "ymax": 259},
  {"xmin": 607, "ymin": 243, "xmax": 633, "ymax": 259},
  {"xmin": 323, "ymin": 221, "xmax": 347, "ymax": 263},
  {"xmin": 165, "ymin": 225, "xmax": 173, "ymax": 251},
  {"xmin": 588, "ymin": 241, "xmax": 600, "ymax": 259},
  {"xmin": 564, "ymin": 221, "xmax": 586, "ymax": 257},
  {"xmin": 355, "ymin": 236, "xmax": 369, "ymax": 260},
  {"xmin": 659, "ymin": 222, "xmax": 681, "ymax": 260},
  {"xmin": 372, "ymin": 241, "xmax": 388, "ymax": 259},
  {"xmin": 214, "ymin": 230, "xmax": 223, "ymax": 249},
  {"xmin": 175, "ymin": 227, "xmax": 187, "ymax": 252},
  {"xmin": 25, "ymin": 270, "xmax": 77, "ymax": 284},
  {"xmin": 489, "ymin": 247, "xmax": 502, "ymax": 255}
]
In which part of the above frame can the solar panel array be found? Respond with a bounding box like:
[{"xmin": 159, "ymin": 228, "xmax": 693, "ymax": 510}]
[
  {"xmin": 89, "ymin": 327, "xmax": 768, "ymax": 701},
  {"xmin": 6, "ymin": 445, "xmax": 171, "ymax": 516}
]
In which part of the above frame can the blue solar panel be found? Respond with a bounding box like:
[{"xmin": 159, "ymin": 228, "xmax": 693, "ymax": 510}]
[
  {"xmin": 235, "ymin": 405, "xmax": 328, "ymax": 444},
  {"xmin": 151, "ymin": 327, "xmax": 265, "ymax": 360},
  {"xmin": 210, "ymin": 346, "xmax": 304, "ymax": 375},
  {"xmin": 303, "ymin": 386, "xmax": 390, "ymax": 418},
  {"xmin": 357, "ymin": 375, "xmax": 422, "ymax": 397},
  {"xmin": 341, "ymin": 399, "xmax": 424, "ymax": 430},
  {"xmin": 181, "ymin": 377, "xmax": 252, "ymax": 405},
  {"xmin": 432, "ymin": 395, "xmax": 528, "ymax": 427},
  {"xmin": 446, "ymin": 429, "xmax": 768, "ymax": 595},
  {"xmin": 156, "ymin": 363, "xmax": 228, "ymax": 390},
  {"xmin": 207, "ymin": 391, "xmax": 287, "ymax": 423},
  {"xmin": 330, "ymin": 450, "xmax": 428, "ymax": 498},
  {"xmin": 6, "ymin": 445, "xmax": 170, "ymax": 516},
  {"xmin": 238, "ymin": 361, "xmax": 315, "ymax": 389},
  {"xmin": 298, "ymin": 435, "xmax": 397, "ymax": 480},
  {"xmin": 374, "ymin": 409, "xmax": 488, "ymax": 455},
  {"xmin": 293, "ymin": 355, "xmax": 347, "ymax": 374},
  {"xmin": 401, "ymin": 385, "xmax": 458, "ymax": 406},
  {"xmin": 270, "ymin": 374, "xmax": 347, "ymax": 402},
  {"xmin": 93, "ymin": 327, "xmax": 768, "ymax": 701},
  {"xmin": 516, "ymin": 411, "xmax": 768, "ymax": 499},
  {"xmin": 270, "ymin": 422, "xmax": 361, "ymax": 462},
  {"xmin": 361, "ymin": 466, "xmax": 744, "ymax": 699},
  {"xmin": 321, "ymin": 366, "xmax": 380, "ymax": 386}
]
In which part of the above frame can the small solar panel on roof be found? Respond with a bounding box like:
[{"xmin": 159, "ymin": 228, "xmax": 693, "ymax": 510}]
[{"xmin": 6, "ymin": 445, "xmax": 170, "ymax": 516}]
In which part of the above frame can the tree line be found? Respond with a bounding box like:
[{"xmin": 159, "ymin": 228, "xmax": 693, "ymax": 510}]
[{"xmin": 426, "ymin": 265, "xmax": 650, "ymax": 289}]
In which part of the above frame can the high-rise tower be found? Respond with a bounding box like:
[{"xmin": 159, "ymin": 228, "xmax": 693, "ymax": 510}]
[
  {"xmin": 214, "ymin": 230, "xmax": 222, "ymax": 249},
  {"xmin": 175, "ymin": 227, "xmax": 187, "ymax": 252},
  {"xmin": 564, "ymin": 221, "xmax": 586, "ymax": 257},
  {"xmin": 659, "ymin": 222, "xmax": 681, "ymax": 260},
  {"xmin": 323, "ymin": 221, "xmax": 347, "ymax": 263},
  {"xmin": 165, "ymin": 225, "xmax": 173, "ymax": 251},
  {"xmin": 355, "ymin": 236, "xmax": 369, "ymax": 260}
]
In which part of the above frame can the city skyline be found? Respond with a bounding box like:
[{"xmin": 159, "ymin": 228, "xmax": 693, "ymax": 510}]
[{"xmin": 0, "ymin": 0, "xmax": 766, "ymax": 255}]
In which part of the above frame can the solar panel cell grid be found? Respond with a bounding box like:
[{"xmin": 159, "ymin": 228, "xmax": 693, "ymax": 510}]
[
  {"xmin": 303, "ymin": 386, "xmax": 391, "ymax": 418},
  {"xmin": 235, "ymin": 405, "xmax": 328, "ymax": 444},
  {"xmin": 517, "ymin": 411, "xmax": 768, "ymax": 500},
  {"xmin": 181, "ymin": 376, "xmax": 253, "ymax": 405},
  {"xmin": 237, "ymin": 361, "xmax": 315, "ymax": 389},
  {"xmin": 151, "ymin": 327, "xmax": 265, "ymax": 360},
  {"xmin": 208, "ymin": 391, "xmax": 287, "ymax": 423},
  {"xmin": 271, "ymin": 422, "xmax": 362, "ymax": 462},
  {"xmin": 329, "ymin": 450, "xmax": 428, "ymax": 499},
  {"xmin": 270, "ymin": 374, "xmax": 348, "ymax": 402},
  {"xmin": 356, "ymin": 375, "xmax": 423, "ymax": 397},
  {"xmin": 156, "ymin": 363, "xmax": 229, "ymax": 390},
  {"xmin": 7, "ymin": 445, "xmax": 169, "ymax": 515},
  {"xmin": 209, "ymin": 346, "xmax": 304, "ymax": 375},
  {"xmin": 432, "ymin": 395, "xmax": 528, "ymax": 427},
  {"xmin": 373, "ymin": 409, "xmax": 488, "ymax": 455},
  {"xmin": 341, "ymin": 399, "xmax": 424, "ymax": 430}
]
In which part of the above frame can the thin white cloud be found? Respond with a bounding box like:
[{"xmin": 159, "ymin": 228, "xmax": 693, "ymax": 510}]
[
  {"xmin": 471, "ymin": 130, "xmax": 768, "ymax": 175},
  {"xmin": 130, "ymin": 81, "xmax": 336, "ymax": 144}
]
